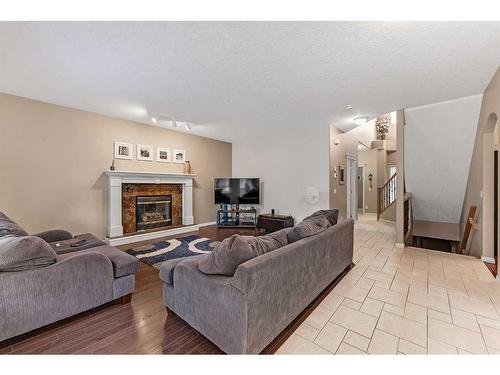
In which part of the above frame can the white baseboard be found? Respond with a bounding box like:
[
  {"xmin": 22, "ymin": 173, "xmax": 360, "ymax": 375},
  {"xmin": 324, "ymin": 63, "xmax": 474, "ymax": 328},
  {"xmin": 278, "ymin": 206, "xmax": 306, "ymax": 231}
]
[
  {"xmin": 395, "ymin": 242, "xmax": 405, "ymax": 249},
  {"xmin": 105, "ymin": 224, "xmax": 200, "ymax": 246},
  {"xmin": 198, "ymin": 221, "xmax": 217, "ymax": 227},
  {"xmin": 481, "ymin": 256, "xmax": 496, "ymax": 264}
]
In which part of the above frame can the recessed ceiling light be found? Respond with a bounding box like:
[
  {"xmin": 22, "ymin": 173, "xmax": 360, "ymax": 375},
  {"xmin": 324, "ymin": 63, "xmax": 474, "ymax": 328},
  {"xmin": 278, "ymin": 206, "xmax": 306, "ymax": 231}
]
[
  {"xmin": 353, "ymin": 116, "xmax": 369, "ymax": 126},
  {"xmin": 345, "ymin": 105, "xmax": 353, "ymax": 110}
]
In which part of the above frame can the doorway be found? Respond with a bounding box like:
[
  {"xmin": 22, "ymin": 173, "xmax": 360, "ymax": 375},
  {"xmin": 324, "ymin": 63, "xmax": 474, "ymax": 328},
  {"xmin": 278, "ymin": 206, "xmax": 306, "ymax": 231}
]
[
  {"xmin": 357, "ymin": 166, "xmax": 365, "ymax": 214},
  {"xmin": 346, "ymin": 154, "xmax": 357, "ymax": 220}
]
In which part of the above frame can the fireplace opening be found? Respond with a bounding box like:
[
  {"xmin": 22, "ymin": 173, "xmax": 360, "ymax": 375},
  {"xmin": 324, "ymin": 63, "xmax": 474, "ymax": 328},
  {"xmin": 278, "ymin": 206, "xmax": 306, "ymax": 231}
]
[{"xmin": 135, "ymin": 195, "xmax": 172, "ymax": 232}]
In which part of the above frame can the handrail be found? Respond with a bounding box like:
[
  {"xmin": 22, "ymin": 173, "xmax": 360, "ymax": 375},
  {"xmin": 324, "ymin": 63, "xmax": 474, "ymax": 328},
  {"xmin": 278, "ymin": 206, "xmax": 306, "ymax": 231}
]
[{"xmin": 377, "ymin": 173, "xmax": 397, "ymax": 220}]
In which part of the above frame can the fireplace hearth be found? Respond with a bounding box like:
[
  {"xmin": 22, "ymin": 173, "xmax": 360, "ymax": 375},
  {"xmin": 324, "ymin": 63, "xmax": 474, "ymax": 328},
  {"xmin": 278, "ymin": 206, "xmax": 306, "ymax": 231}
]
[{"xmin": 135, "ymin": 195, "xmax": 172, "ymax": 232}]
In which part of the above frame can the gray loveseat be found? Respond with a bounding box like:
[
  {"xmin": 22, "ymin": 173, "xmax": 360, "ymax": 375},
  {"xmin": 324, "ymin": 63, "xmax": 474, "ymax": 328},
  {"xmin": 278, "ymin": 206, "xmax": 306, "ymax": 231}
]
[
  {"xmin": 0, "ymin": 211, "xmax": 139, "ymax": 342},
  {"xmin": 160, "ymin": 214, "xmax": 354, "ymax": 354}
]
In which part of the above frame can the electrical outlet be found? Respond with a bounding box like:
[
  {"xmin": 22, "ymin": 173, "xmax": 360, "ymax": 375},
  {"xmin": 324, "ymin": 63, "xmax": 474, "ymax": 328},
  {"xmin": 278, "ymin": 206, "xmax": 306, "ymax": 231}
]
[{"xmin": 333, "ymin": 189, "xmax": 336, "ymax": 194}]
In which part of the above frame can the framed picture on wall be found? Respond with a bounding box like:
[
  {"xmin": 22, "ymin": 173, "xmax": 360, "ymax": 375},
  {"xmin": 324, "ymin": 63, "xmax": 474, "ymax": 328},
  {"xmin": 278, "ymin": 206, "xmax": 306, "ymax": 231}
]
[
  {"xmin": 156, "ymin": 147, "xmax": 171, "ymax": 163},
  {"xmin": 114, "ymin": 141, "xmax": 133, "ymax": 160},
  {"xmin": 338, "ymin": 166, "xmax": 345, "ymax": 185},
  {"xmin": 173, "ymin": 149, "xmax": 186, "ymax": 164},
  {"xmin": 137, "ymin": 144, "xmax": 154, "ymax": 161}
]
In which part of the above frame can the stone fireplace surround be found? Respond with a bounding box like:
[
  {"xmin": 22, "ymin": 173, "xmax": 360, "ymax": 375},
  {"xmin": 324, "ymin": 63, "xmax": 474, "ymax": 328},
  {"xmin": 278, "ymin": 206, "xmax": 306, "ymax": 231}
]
[
  {"xmin": 122, "ymin": 183, "xmax": 182, "ymax": 234},
  {"xmin": 105, "ymin": 170, "xmax": 196, "ymax": 245}
]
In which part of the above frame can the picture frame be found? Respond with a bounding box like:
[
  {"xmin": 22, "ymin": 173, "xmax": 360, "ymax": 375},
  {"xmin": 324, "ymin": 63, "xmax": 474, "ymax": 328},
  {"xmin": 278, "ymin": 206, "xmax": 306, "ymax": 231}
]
[
  {"xmin": 114, "ymin": 141, "xmax": 133, "ymax": 160},
  {"xmin": 156, "ymin": 147, "xmax": 171, "ymax": 163},
  {"xmin": 338, "ymin": 166, "xmax": 345, "ymax": 185},
  {"xmin": 137, "ymin": 144, "xmax": 154, "ymax": 161},
  {"xmin": 173, "ymin": 149, "xmax": 187, "ymax": 164}
]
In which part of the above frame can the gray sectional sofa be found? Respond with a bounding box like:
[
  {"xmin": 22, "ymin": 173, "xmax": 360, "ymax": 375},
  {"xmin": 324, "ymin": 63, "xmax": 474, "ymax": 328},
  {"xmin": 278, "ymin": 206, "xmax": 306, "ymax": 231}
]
[
  {"xmin": 160, "ymin": 210, "xmax": 354, "ymax": 354},
  {"xmin": 0, "ymin": 211, "xmax": 139, "ymax": 342}
]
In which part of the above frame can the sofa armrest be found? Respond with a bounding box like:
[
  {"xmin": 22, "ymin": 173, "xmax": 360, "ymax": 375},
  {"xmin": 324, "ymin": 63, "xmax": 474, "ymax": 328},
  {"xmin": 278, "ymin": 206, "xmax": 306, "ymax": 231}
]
[
  {"xmin": 0, "ymin": 251, "xmax": 115, "ymax": 341},
  {"xmin": 32, "ymin": 229, "xmax": 73, "ymax": 243},
  {"xmin": 159, "ymin": 255, "xmax": 206, "ymax": 285},
  {"xmin": 171, "ymin": 257, "xmax": 249, "ymax": 354}
]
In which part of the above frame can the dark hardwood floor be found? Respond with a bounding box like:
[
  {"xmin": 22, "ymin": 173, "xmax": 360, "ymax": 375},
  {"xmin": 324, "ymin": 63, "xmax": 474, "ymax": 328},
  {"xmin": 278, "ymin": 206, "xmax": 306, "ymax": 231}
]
[
  {"xmin": 0, "ymin": 225, "xmax": 350, "ymax": 354},
  {"xmin": 485, "ymin": 257, "xmax": 497, "ymax": 277}
]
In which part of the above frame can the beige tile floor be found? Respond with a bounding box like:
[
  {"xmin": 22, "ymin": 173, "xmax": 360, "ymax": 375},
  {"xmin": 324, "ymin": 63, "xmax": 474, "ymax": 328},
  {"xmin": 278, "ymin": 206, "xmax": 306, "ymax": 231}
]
[{"xmin": 277, "ymin": 214, "xmax": 500, "ymax": 355}]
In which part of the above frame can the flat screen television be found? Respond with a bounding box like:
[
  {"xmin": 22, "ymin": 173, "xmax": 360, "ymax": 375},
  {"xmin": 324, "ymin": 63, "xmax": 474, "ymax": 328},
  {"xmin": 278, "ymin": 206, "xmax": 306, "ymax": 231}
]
[{"xmin": 214, "ymin": 178, "xmax": 260, "ymax": 205}]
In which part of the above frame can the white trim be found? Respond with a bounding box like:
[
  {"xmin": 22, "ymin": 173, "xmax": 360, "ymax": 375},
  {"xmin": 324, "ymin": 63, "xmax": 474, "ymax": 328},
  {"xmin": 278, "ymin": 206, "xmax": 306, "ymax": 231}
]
[
  {"xmin": 395, "ymin": 242, "xmax": 405, "ymax": 248},
  {"xmin": 198, "ymin": 221, "xmax": 217, "ymax": 227},
  {"xmin": 105, "ymin": 170, "xmax": 196, "ymax": 238},
  {"xmin": 104, "ymin": 224, "xmax": 200, "ymax": 246},
  {"xmin": 481, "ymin": 256, "xmax": 496, "ymax": 264},
  {"xmin": 346, "ymin": 153, "xmax": 357, "ymax": 220},
  {"xmin": 104, "ymin": 170, "xmax": 196, "ymax": 178}
]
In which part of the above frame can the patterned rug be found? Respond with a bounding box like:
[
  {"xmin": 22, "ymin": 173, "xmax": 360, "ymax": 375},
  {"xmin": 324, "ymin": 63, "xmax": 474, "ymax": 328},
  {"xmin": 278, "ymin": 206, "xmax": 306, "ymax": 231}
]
[{"xmin": 126, "ymin": 235, "xmax": 219, "ymax": 269}]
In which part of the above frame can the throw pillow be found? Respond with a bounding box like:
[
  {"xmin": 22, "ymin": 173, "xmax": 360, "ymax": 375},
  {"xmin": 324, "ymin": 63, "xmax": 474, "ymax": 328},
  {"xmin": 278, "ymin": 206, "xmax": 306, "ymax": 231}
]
[
  {"xmin": 0, "ymin": 211, "xmax": 29, "ymax": 238},
  {"xmin": 286, "ymin": 209, "xmax": 338, "ymax": 244},
  {"xmin": 198, "ymin": 232, "xmax": 284, "ymax": 276},
  {"xmin": 0, "ymin": 235, "xmax": 57, "ymax": 272}
]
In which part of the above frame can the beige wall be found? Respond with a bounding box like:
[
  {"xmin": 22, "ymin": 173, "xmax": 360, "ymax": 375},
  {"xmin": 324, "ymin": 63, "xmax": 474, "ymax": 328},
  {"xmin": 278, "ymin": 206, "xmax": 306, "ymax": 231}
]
[
  {"xmin": 0, "ymin": 94, "xmax": 232, "ymax": 238},
  {"xmin": 460, "ymin": 67, "xmax": 500, "ymax": 258}
]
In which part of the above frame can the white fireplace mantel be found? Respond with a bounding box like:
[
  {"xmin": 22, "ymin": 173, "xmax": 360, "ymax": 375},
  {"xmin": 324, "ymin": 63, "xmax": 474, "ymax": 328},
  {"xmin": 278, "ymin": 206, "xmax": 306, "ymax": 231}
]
[{"xmin": 104, "ymin": 170, "xmax": 196, "ymax": 244}]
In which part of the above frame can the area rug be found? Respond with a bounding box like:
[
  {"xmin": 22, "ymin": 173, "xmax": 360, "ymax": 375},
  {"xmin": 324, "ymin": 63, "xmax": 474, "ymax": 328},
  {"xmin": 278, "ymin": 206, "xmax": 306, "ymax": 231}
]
[{"xmin": 126, "ymin": 235, "xmax": 219, "ymax": 269}]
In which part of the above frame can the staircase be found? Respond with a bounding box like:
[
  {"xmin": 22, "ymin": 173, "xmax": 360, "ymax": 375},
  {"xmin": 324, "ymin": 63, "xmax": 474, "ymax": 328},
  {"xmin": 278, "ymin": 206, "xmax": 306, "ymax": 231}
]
[{"xmin": 377, "ymin": 173, "xmax": 397, "ymax": 220}]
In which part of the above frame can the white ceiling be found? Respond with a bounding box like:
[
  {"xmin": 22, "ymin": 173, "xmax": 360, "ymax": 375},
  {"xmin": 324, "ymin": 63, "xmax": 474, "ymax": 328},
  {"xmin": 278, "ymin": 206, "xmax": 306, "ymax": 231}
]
[{"xmin": 1, "ymin": 22, "xmax": 500, "ymax": 141}]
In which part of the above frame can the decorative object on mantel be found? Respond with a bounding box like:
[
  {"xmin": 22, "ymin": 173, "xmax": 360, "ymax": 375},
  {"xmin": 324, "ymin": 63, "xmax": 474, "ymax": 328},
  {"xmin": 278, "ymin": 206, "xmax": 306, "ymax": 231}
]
[
  {"xmin": 137, "ymin": 144, "xmax": 154, "ymax": 161},
  {"xmin": 110, "ymin": 160, "xmax": 115, "ymax": 171},
  {"xmin": 126, "ymin": 235, "xmax": 218, "ymax": 269},
  {"xmin": 173, "ymin": 149, "xmax": 187, "ymax": 164},
  {"xmin": 183, "ymin": 160, "xmax": 191, "ymax": 174},
  {"xmin": 375, "ymin": 116, "xmax": 391, "ymax": 140},
  {"xmin": 156, "ymin": 147, "xmax": 171, "ymax": 163},
  {"xmin": 114, "ymin": 141, "xmax": 133, "ymax": 160}
]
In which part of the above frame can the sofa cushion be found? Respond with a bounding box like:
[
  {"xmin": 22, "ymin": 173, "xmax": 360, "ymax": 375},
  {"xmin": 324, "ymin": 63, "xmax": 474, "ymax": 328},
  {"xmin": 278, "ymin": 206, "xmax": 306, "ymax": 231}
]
[
  {"xmin": 0, "ymin": 235, "xmax": 57, "ymax": 272},
  {"xmin": 0, "ymin": 211, "xmax": 29, "ymax": 239},
  {"xmin": 305, "ymin": 209, "xmax": 339, "ymax": 226},
  {"xmin": 198, "ymin": 231, "xmax": 286, "ymax": 276},
  {"xmin": 58, "ymin": 245, "xmax": 139, "ymax": 278},
  {"xmin": 286, "ymin": 209, "xmax": 338, "ymax": 244},
  {"xmin": 33, "ymin": 229, "xmax": 74, "ymax": 244}
]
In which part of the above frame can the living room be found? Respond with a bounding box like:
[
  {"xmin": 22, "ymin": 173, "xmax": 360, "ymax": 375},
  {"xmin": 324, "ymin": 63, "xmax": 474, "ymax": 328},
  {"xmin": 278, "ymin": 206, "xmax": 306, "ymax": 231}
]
[{"xmin": 2, "ymin": 2, "xmax": 500, "ymax": 374}]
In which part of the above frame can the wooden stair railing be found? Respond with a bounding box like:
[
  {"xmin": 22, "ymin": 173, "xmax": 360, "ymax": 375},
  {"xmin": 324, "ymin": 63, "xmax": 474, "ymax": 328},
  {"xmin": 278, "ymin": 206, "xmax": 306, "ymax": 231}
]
[
  {"xmin": 459, "ymin": 206, "xmax": 478, "ymax": 255},
  {"xmin": 404, "ymin": 193, "xmax": 413, "ymax": 246},
  {"xmin": 377, "ymin": 173, "xmax": 397, "ymax": 220}
]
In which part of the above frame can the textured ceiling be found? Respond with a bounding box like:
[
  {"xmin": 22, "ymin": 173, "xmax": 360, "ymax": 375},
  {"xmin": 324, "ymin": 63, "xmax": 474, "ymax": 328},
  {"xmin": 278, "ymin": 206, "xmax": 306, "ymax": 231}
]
[{"xmin": 1, "ymin": 22, "xmax": 500, "ymax": 141}]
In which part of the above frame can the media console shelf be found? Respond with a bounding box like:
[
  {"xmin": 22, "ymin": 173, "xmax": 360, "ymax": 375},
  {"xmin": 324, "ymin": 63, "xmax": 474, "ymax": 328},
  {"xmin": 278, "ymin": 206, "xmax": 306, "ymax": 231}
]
[{"xmin": 217, "ymin": 206, "xmax": 257, "ymax": 228}]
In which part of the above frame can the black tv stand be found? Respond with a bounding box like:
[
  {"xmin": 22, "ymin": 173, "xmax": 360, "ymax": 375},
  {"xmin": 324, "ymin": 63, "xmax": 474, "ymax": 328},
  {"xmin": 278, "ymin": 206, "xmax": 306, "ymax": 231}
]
[{"xmin": 217, "ymin": 205, "xmax": 257, "ymax": 228}]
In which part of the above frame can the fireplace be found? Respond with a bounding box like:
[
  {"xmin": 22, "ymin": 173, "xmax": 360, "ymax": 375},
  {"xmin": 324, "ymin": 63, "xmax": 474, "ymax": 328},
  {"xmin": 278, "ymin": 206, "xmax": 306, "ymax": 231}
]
[{"xmin": 135, "ymin": 195, "xmax": 172, "ymax": 232}]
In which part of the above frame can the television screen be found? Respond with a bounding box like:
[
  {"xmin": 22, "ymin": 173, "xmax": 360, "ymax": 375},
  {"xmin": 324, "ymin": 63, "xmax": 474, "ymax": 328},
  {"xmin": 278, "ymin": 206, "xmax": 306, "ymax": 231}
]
[{"xmin": 214, "ymin": 178, "xmax": 260, "ymax": 204}]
